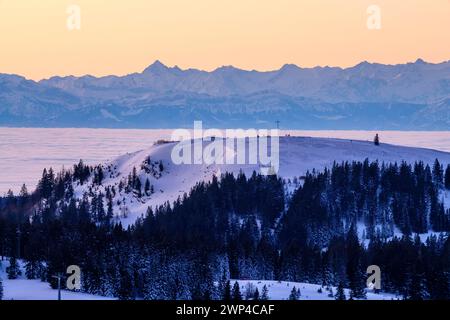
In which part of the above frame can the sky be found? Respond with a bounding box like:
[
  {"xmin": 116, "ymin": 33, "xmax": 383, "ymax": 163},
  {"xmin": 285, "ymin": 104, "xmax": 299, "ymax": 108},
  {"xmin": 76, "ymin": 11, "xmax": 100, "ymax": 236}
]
[{"xmin": 0, "ymin": 0, "xmax": 449, "ymax": 80}]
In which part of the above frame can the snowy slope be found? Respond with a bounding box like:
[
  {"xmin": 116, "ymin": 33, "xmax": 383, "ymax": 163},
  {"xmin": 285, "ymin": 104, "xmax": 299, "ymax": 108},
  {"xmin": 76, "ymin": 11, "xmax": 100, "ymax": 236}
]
[
  {"xmin": 0, "ymin": 260, "xmax": 114, "ymax": 300},
  {"xmin": 71, "ymin": 136, "xmax": 450, "ymax": 226},
  {"xmin": 233, "ymin": 280, "xmax": 398, "ymax": 300},
  {"xmin": 2, "ymin": 279, "xmax": 115, "ymax": 300},
  {"xmin": 0, "ymin": 259, "xmax": 396, "ymax": 300},
  {"xmin": 0, "ymin": 259, "xmax": 393, "ymax": 301}
]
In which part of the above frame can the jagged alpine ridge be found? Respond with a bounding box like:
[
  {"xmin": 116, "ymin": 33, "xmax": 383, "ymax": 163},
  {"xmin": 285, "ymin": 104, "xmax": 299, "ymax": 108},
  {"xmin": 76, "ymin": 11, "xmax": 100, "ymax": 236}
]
[{"xmin": 1, "ymin": 59, "xmax": 449, "ymax": 129}]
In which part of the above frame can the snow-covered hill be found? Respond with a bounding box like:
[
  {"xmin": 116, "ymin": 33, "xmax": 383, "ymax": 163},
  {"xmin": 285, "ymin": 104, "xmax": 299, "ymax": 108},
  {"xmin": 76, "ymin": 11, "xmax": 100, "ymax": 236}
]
[
  {"xmin": 4, "ymin": 136, "xmax": 450, "ymax": 301},
  {"xmin": 71, "ymin": 136, "xmax": 450, "ymax": 226}
]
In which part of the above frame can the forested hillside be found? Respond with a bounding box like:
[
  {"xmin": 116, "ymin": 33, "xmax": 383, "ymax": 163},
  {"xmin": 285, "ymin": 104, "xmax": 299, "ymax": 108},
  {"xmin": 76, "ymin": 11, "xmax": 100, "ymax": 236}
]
[{"xmin": 1, "ymin": 159, "xmax": 449, "ymax": 300}]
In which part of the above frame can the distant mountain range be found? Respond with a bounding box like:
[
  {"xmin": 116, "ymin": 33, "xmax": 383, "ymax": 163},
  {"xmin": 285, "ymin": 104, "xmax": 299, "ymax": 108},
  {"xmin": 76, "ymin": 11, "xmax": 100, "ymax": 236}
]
[{"xmin": 0, "ymin": 59, "xmax": 449, "ymax": 129}]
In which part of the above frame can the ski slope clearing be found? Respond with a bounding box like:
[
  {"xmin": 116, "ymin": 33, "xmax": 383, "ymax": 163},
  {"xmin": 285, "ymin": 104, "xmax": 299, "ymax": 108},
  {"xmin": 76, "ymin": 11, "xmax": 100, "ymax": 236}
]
[
  {"xmin": 233, "ymin": 280, "xmax": 398, "ymax": 300},
  {"xmin": 0, "ymin": 259, "xmax": 396, "ymax": 300},
  {"xmin": 0, "ymin": 260, "xmax": 114, "ymax": 300},
  {"xmin": 2, "ymin": 279, "xmax": 114, "ymax": 300},
  {"xmin": 71, "ymin": 136, "xmax": 450, "ymax": 226}
]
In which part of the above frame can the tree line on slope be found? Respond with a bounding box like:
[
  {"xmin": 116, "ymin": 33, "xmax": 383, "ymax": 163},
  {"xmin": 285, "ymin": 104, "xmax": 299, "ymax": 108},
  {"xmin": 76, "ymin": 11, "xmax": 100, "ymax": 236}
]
[{"xmin": 0, "ymin": 160, "xmax": 449, "ymax": 300}]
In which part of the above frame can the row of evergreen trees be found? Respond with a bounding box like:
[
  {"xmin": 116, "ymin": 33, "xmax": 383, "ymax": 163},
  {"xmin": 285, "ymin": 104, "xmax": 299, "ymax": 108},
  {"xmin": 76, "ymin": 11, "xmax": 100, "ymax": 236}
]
[{"xmin": 0, "ymin": 159, "xmax": 449, "ymax": 300}]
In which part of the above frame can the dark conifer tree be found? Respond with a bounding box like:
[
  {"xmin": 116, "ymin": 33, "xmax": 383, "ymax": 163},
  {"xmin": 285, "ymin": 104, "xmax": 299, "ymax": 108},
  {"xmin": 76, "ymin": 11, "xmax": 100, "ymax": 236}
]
[
  {"xmin": 445, "ymin": 165, "xmax": 450, "ymax": 190},
  {"xmin": 374, "ymin": 134, "xmax": 380, "ymax": 146},
  {"xmin": 406, "ymin": 272, "xmax": 427, "ymax": 300},
  {"xmin": 346, "ymin": 224, "xmax": 367, "ymax": 299},
  {"xmin": 289, "ymin": 286, "xmax": 299, "ymax": 300},
  {"xmin": 7, "ymin": 256, "xmax": 21, "ymax": 279},
  {"xmin": 117, "ymin": 268, "xmax": 134, "ymax": 300},
  {"xmin": 335, "ymin": 282, "xmax": 346, "ymax": 300},
  {"xmin": 19, "ymin": 184, "xmax": 28, "ymax": 198},
  {"xmin": 232, "ymin": 281, "xmax": 242, "ymax": 301},
  {"xmin": 253, "ymin": 287, "xmax": 260, "ymax": 300},
  {"xmin": 260, "ymin": 285, "xmax": 269, "ymax": 300},
  {"xmin": 134, "ymin": 178, "xmax": 142, "ymax": 198},
  {"xmin": 203, "ymin": 287, "xmax": 212, "ymax": 301},
  {"xmin": 144, "ymin": 178, "xmax": 151, "ymax": 196},
  {"xmin": 25, "ymin": 257, "xmax": 43, "ymax": 280},
  {"xmin": 0, "ymin": 276, "xmax": 3, "ymax": 300},
  {"xmin": 38, "ymin": 168, "xmax": 54, "ymax": 199},
  {"xmin": 96, "ymin": 193, "xmax": 106, "ymax": 222},
  {"xmin": 191, "ymin": 283, "xmax": 203, "ymax": 300},
  {"xmin": 222, "ymin": 280, "xmax": 231, "ymax": 301},
  {"xmin": 432, "ymin": 159, "xmax": 444, "ymax": 187}
]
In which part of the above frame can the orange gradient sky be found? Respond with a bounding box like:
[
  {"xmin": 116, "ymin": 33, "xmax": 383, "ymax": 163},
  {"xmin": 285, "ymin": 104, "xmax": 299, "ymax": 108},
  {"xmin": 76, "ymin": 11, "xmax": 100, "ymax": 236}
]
[{"xmin": 0, "ymin": 0, "xmax": 449, "ymax": 80}]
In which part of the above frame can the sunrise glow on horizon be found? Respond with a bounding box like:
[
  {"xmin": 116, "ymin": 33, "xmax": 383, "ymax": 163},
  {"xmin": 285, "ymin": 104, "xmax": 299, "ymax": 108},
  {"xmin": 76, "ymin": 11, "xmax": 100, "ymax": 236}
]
[{"xmin": 0, "ymin": 0, "xmax": 449, "ymax": 80}]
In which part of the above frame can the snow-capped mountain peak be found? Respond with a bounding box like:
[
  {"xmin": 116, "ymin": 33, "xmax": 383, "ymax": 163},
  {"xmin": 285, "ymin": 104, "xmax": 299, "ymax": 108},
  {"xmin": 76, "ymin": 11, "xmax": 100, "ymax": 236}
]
[{"xmin": 142, "ymin": 60, "xmax": 171, "ymax": 74}]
